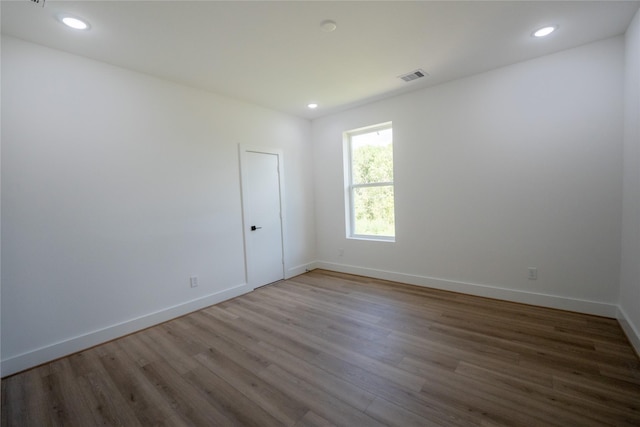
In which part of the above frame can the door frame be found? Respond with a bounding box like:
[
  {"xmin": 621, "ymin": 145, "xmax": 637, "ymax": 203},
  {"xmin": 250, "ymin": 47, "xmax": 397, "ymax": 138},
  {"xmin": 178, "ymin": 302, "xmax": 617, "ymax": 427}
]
[{"xmin": 238, "ymin": 145, "xmax": 287, "ymax": 289}]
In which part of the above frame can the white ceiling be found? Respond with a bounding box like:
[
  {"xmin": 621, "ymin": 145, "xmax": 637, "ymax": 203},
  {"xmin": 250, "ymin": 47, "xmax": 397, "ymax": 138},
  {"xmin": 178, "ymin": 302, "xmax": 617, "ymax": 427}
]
[{"xmin": 2, "ymin": 1, "xmax": 639, "ymax": 119}]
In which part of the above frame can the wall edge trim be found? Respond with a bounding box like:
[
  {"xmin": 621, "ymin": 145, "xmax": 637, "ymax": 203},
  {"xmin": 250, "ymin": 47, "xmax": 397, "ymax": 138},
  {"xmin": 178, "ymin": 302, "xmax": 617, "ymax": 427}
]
[
  {"xmin": 617, "ymin": 305, "xmax": 640, "ymax": 357},
  {"xmin": 315, "ymin": 261, "xmax": 618, "ymax": 317},
  {"xmin": 1, "ymin": 283, "xmax": 251, "ymax": 377},
  {"xmin": 286, "ymin": 262, "xmax": 318, "ymax": 279}
]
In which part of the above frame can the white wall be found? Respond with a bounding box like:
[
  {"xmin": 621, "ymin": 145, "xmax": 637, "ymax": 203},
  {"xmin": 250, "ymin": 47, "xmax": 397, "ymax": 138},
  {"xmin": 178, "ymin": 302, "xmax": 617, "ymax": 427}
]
[
  {"xmin": 312, "ymin": 37, "xmax": 624, "ymax": 316},
  {"xmin": 1, "ymin": 37, "xmax": 316, "ymax": 375},
  {"xmin": 620, "ymin": 9, "xmax": 640, "ymax": 355}
]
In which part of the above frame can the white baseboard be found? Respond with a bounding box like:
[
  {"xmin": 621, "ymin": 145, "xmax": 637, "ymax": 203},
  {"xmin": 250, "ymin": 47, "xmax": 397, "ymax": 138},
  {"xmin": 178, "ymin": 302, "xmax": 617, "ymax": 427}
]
[
  {"xmin": 286, "ymin": 262, "xmax": 317, "ymax": 279},
  {"xmin": 1, "ymin": 283, "xmax": 251, "ymax": 377},
  {"xmin": 617, "ymin": 306, "xmax": 640, "ymax": 357},
  {"xmin": 315, "ymin": 261, "xmax": 618, "ymax": 318},
  {"xmin": 3, "ymin": 263, "xmax": 630, "ymax": 377}
]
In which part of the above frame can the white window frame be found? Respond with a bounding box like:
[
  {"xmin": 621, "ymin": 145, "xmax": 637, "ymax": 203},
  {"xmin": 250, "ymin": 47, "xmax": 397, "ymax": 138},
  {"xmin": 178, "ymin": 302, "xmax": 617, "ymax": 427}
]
[{"xmin": 344, "ymin": 122, "xmax": 395, "ymax": 242}]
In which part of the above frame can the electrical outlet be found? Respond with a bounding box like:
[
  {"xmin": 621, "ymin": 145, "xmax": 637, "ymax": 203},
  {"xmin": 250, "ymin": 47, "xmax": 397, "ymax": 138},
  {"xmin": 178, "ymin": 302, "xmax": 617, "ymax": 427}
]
[
  {"xmin": 338, "ymin": 248, "xmax": 344, "ymax": 257},
  {"xmin": 528, "ymin": 268, "xmax": 538, "ymax": 280},
  {"xmin": 190, "ymin": 276, "xmax": 198, "ymax": 288}
]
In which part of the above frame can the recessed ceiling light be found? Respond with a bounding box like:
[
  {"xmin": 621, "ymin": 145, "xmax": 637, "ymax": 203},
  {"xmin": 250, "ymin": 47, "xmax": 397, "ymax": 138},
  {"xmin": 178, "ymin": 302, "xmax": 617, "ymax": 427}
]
[
  {"xmin": 533, "ymin": 26, "xmax": 557, "ymax": 38},
  {"xmin": 59, "ymin": 15, "xmax": 90, "ymax": 30},
  {"xmin": 320, "ymin": 20, "xmax": 337, "ymax": 33},
  {"xmin": 307, "ymin": 103, "xmax": 318, "ymax": 109}
]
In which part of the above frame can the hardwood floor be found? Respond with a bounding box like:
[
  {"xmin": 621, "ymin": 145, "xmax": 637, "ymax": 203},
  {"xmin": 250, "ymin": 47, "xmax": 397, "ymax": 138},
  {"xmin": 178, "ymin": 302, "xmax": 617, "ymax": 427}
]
[{"xmin": 2, "ymin": 269, "xmax": 640, "ymax": 426}]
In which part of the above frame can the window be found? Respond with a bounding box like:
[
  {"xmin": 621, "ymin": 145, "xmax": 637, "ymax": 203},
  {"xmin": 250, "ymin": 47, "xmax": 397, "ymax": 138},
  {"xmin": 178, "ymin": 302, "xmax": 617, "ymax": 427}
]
[{"xmin": 345, "ymin": 122, "xmax": 395, "ymax": 240}]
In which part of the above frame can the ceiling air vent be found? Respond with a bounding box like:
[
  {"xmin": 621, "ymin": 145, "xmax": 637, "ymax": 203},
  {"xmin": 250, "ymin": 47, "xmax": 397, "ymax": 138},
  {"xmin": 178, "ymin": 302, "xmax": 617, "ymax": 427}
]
[
  {"xmin": 28, "ymin": 0, "xmax": 46, "ymax": 7},
  {"xmin": 399, "ymin": 69, "xmax": 428, "ymax": 83}
]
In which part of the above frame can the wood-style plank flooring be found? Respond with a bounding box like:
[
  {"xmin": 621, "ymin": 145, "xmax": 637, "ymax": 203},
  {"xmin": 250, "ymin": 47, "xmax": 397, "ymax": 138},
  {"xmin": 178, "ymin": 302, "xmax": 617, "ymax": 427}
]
[{"xmin": 2, "ymin": 269, "xmax": 640, "ymax": 426}]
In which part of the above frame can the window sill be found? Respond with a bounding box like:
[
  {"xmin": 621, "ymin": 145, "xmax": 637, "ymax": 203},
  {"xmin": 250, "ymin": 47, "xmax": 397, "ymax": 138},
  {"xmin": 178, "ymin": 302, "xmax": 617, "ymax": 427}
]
[{"xmin": 348, "ymin": 235, "xmax": 396, "ymax": 243}]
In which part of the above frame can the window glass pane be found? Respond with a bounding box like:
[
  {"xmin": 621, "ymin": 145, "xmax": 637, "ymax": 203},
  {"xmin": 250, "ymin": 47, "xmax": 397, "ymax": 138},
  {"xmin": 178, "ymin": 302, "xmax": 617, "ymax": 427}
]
[
  {"xmin": 351, "ymin": 128, "xmax": 393, "ymax": 184},
  {"xmin": 353, "ymin": 185, "xmax": 395, "ymax": 237}
]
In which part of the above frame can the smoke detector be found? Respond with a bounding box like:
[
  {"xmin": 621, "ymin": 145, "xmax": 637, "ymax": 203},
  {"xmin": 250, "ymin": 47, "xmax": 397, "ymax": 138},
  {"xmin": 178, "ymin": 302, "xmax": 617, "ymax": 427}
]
[
  {"xmin": 398, "ymin": 69, "xmax": 429, "ymax": 83},
  {"xmin": 28, "ymin": 0, "xmax": 46, "ymax": 7}
]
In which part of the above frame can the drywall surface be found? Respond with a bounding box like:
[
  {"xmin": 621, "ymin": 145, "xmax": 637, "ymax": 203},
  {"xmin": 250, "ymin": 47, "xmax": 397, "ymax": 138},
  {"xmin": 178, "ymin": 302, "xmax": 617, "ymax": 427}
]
[
  {"xmin": 312, "ymin": 37, "xmax": 624, "ymax": 314},
  {"xmin": 620, "ymin": 9, "xmax": 640, "ymax": 354},
  {"xmin": 1, "ymin": 37, "xmax": 315, "ymax": 375}
]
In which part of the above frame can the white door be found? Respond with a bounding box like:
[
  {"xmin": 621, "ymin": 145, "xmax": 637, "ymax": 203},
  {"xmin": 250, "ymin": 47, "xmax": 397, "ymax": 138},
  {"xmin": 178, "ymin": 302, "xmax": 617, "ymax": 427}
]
[{"xmin": 240, "ymin": 148, "xmax": 285, "ymax": 288}]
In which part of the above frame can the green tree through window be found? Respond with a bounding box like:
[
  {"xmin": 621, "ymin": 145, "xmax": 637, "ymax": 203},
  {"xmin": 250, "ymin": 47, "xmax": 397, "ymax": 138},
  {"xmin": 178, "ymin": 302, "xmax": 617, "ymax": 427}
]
[{"xmin": 346, "ymin": 124, "xmax": 395, "ymax": 239}]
